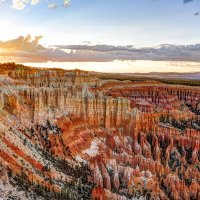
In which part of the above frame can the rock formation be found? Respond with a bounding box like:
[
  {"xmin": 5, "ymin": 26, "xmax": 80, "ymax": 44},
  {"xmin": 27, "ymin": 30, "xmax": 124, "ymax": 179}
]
[{"xmin": 0, "ymin": 63, "xmax": 199, "ymax": 199}]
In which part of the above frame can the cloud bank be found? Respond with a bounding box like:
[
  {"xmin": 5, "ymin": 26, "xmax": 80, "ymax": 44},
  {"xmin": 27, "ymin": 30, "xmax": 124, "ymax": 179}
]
[
  {"xmin": 54, "ymin": 43, "xmax": 200, "ymax": 62},
  {"xmin": 1, "ymin": 35, "xmax": 200, "ymax": 63}
]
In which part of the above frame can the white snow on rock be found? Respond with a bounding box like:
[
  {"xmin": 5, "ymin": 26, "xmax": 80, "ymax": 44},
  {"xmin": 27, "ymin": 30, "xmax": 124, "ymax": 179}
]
[
  {"xmin": 83, "ymin": 139, "xmax": 100, "ymax": 157},
  {"xmin": 75, "ymin": 155, "xmax": 87, "ymax": 164}
]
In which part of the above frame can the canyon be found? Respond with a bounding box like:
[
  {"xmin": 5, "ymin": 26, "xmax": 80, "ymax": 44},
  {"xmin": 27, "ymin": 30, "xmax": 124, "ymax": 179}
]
[{"xmin": 0, "ymin": 63, "xmax": 199, "ymax": 200}]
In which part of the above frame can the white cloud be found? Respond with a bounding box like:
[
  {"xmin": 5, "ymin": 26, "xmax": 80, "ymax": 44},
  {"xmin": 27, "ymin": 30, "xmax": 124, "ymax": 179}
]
[
  {"xmin": 11, "ymin": 0, "xmax": 27, "ymax": 10},
  {"xmin": 31, "ymin": 0, "xmax": 39, "ymax": 5},
  {"xmin": 63, "ymin": 0, "xmax": 70, "ymax": 7},
  {"xmin": 48, "ymin": 0, "xmax": 71, "ymax": 10},
  {"xmin": 9, "ymin": 0, "xmax": 70, "ymax": 10},
  {"xmin": 48, "ymin": 3, "xmax": 57, "ymax": 10},
  {"xmin": 11, "ymin": 0, "xmax": 40, "ymax": 10}
]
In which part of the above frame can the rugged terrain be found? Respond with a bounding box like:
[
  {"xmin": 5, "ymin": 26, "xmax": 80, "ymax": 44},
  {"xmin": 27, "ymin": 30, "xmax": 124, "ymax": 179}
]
[{"xmin": 0, "ymin": 63, "xmax": 199, "ymax": 200}]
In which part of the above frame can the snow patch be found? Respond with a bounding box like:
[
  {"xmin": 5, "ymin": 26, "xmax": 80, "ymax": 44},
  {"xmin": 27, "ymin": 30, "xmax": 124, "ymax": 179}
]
[
  {"xmin": 83, "ymin": 139, "xmax": 100, "ymax": 157},
  {"xmin": 75, "ymin": 155, "xmax": 87, "ymax": 164}
]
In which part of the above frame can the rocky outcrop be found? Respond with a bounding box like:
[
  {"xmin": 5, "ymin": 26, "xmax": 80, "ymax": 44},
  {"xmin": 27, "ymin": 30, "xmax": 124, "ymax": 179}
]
[{"xmin": 0, "ymin": 63, "xmax": 199, "ymax": 200}]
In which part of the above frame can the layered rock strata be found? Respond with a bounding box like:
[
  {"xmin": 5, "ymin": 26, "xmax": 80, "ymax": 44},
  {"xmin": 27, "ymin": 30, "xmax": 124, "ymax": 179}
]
[{"xmin": 0, "ymin": 63, "xmax": 199, "ymax": 200}]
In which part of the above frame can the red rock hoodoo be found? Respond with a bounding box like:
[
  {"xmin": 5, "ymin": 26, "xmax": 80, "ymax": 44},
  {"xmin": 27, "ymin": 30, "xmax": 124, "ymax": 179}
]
[{"xmin": 0, "ymin": 63, "xmax": 199, "ymax": 200}]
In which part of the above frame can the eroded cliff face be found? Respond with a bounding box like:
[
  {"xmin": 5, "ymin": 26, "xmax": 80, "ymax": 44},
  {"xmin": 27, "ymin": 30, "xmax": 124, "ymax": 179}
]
[{"xmin": 0, "ymin": 63, "xmax": 199, "ymax": 200}]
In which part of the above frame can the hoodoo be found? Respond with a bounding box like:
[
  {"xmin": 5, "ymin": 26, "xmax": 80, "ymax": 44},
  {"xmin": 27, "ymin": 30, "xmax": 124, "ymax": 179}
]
[{"xmin": 0, "ymin": 63, "xmax": 199, "ymax": 200}]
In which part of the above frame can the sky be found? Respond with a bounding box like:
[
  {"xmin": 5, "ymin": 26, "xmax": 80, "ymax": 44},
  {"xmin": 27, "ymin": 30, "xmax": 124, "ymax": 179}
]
[{"xmin": 0, "ymin": 0, "xmax": 200, "ymax": 73}]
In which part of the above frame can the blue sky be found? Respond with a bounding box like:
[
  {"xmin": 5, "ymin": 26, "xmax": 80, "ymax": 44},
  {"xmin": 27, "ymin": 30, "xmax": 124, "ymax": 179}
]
[
  {"xmin": 1, "ymin": 0, "xmax": 200, "ymax": 45},
  {"xmin": 0, "ymin": 0, "xmax": 200, "ymax": 72}
]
